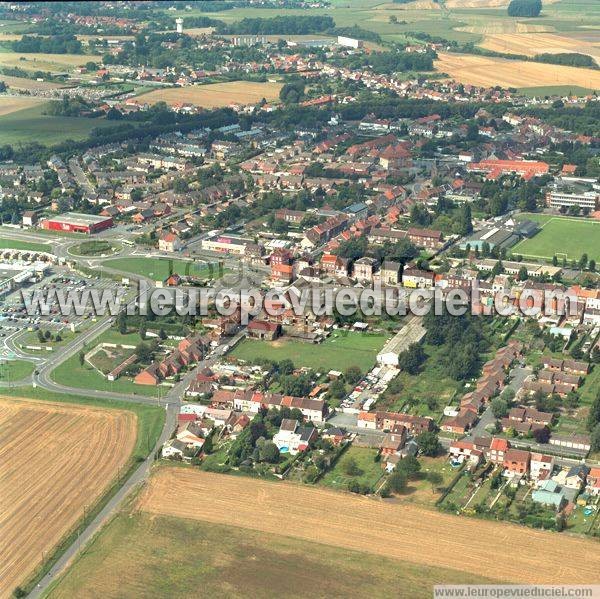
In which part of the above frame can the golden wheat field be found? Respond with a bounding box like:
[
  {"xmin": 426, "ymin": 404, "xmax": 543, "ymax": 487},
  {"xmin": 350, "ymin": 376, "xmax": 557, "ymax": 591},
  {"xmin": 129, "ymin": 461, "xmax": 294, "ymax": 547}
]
[
  {"xmin": 0, "ymin": 53, "xmax": 99, "ymax": 73},
  {"xmin": 136, "ymin": 81, "xmax": 282, "ymax": 108},
  {"xmin": 0, "ymin": 74, "xmax": 66, "ymax": 91},
  {"xmin": 435, "ymin": 52, "xmax": 600, "ymax": 88},
  {"xmin": 0, "ymin": 397, "xmax": 136, "ymax": 598},
  {"xmin": 138, "ymin": 468, "xmax": 600, "ymax": 585},
  {"xmin": 481, "ymin": 32, "xmax": 600, "ymax": 60}
]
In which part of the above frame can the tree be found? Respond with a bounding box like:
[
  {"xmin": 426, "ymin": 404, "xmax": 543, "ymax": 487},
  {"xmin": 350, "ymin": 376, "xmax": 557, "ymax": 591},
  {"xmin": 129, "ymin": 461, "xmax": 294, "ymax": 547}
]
[
  {"xmin": 135, "ymin": 342, "xmax": 153, "ymax": 363},
  {"xmin": 517, "ymin": 265, "xmax": 528, "ymax": 281},
  {"xmin": 344, "ymin": 365, "xmax": 362, "ymax": 386},
  {"xmin": 396, "ymin": 455, "xmax": 421, "ymax": 479},
  {"xmin": 428, "ymin": 471, "xmax": 443, "ymax": 492},
  {"xmin": 386, "ymin": 470, "xmax": 408, "ymax": 493},
  {"xmin": 579, "ymin": 253, "xmax": 588, "ymax": 271},
  {"xmin": 259, "ymin": 441, "xmax": 280, "ymax": 463},
  {"xmin": 591, "ymin": 346, "xmax": 600, "ymax": 364},
  {"xmin": 589, "ymin": 259, "xmax": 596, "ymax": 272},
  {"xmin": 397, "ymin": 343, "xmax": 426, "ymax": 375},
  {"xmin": 343, "ymin": 456, "xmax": 362, "ymax": 476},
  {"xmin": 327, "ymin": 378, "xmax": 346, "ymax": 400},
  {"xmin": 139, "ymin": 323, "xmax": 147, "ymax": 340},
  {"xmin": 533, "ymin": 426, "xmax": 551, "ymax": 444},
  {"xmin": 491, "ymin": 397, "xmax": 509, "ymax": 418},
  {"xmin": 591, "ymin": 423, "xmax": 600, "ymax": 451},
  {"xmin": 417, "ymin": 431, "xmax": 441, "ymax": 457},
  {"xmin": 78, "ymin": 351, "xmax": 85, "ymax": 367},
  {"xmin": 507, "ymin": 0, "xmax": 542, "ymax": 17},
  {"xmin": 117, "ymin": 311, "xmax": 127, "ymax": 335},
  {"xmin": 158, "ymin": 328, "xmax": 167, "ymax": 340},
  {"xmin": 455, "ymin": 203, "xmax": 473, "ymax": 237}
]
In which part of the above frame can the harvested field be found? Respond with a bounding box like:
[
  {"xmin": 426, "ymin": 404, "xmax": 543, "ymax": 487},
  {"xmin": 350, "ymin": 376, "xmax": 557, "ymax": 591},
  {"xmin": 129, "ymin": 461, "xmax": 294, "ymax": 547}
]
[
  {"xmin": 0, "ymin": 52, "xmax": 100, "ymax": 73},
  {"xmin": 481, "ymin": 32, "xmax": 600, "ymax": 60},
  {"xmin": 135, "ymin": 81, "xmax": 282, "ymax": 108},
  {"xmin": 0, "ymin": 74, "xmax": 66, "ymax": 90},
  {"xmin": 0, "ymin": 96, "xmax": 46, "ymax": 116},
  {"xmin": 456, "ymin": 22, "xmax": 552, "ymax": 34},
  {"xmin": 435, "ymin": 52, "xmax": 600, "ymax": 88},
  {"xmin": 139, "ymin": 468, "xmax": 600, "ymax": 585},
  {"xmin": 0, "ymin": 396, "xmax": 137, "ymax": 597}
]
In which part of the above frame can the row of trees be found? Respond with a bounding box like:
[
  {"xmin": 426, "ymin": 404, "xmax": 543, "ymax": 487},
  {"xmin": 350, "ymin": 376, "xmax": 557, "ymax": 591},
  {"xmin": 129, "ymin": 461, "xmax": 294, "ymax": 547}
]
[
  {"xmin": 507, "ymin": 0, "xmax": 542, "ymax": 17},
  {"xmin": 13, "ymin": 34, "xmax": 83, "ymax": 54}
]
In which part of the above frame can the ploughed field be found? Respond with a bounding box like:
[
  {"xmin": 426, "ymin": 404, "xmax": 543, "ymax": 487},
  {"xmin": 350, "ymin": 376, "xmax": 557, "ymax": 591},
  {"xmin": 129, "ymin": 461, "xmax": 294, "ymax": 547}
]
[{"xmin": 137, "ymin": 468, "xmax": 600, "ymax": 585}]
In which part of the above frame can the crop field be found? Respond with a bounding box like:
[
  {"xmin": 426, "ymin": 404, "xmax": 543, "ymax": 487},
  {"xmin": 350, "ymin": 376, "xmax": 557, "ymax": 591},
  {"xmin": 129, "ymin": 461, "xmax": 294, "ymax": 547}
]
[
  {"xmin": 0, "ymin": 74, "xmax": 67, "ymax": 90},
  {"xmin": 435, "ymin": 52, "xmax": 600, "ymax": 88},
  {"xmin": 135, "ymin": 468, "xmax": 600, "ymax": 584},
  {"xmin": 480, "ymin": 31, "xmax": 600, "ymax": 60},
  {"xmin": 0, "ymin": 396, "xmax": 136, "ymax": 597},
  {"xmin": 0, "ymin": 103, "xmax": 114, "ymax": 145},
  {"xmin": 46, "ymin": 512, "xmax": 495, "ymax": 599},
  {"xmin": 135, "ymin": 81, "xmax": 282, "ymax": 108},
  {"xmin": 0, "ymin": 52, "xmax": 100, "ymax": 73},
  {"xmin": 0, "ymin": 95, "xmax": 46, "ymax": 117},
  {"xmin": 231, "ymin": 330, "xmax": 388, "ymax": 373},
  {"xmin": 512, "ymin": 216, "xmax": 600, "ymax": 262}
]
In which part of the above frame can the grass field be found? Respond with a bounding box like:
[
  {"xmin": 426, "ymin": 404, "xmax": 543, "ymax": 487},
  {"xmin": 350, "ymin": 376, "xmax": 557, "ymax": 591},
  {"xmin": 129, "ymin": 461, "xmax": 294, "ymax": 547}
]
[
  {"xmin": 231, "ymin": 331, "xmax": 388, "ymax": 373},
  {"xmin": 518, "ymin": 84, "xmax": 596, "ymax": 97},
  {"xmin": 0, "ymin": 237, "xmax": 50, "ymax": 252},
  {"xmin": 0, "ymin": 396, "xmax": 136, "ymax": 597},
  {"xmin": 103, "ymin": 256, "xmax": 223, "ymax": 281},
  {"xmin": 0, "ymin": 73, "xmax": 67, "ymax": 90},
  {"xmin": 51, "ymin": 351, "xmax": 160, "ymax": 398},
  {"xmin": 512, "ymin": 215, "xmax": 600, "ymax": 261},
  {"xmin": 134, "ymin": 467, "xmax": 600, "ymax": 584},
  {"xmin": 46, "ymin": 511, "xmax": 495, "ymax": 599},
  {"xmin": 0, "ymin": 359, "xmax": 35, "ymax": 381},
  {"xmin": 0, "ymin": 102, "xmax": 114, "ymax": 144},
  {"xmin": 319, "ymin": 446, "xmax": 384, "ymax": 491},
  {"xmin": 435, "ymin": 52, "xmax": 600, "ymax": 89},
  {"xmin": 69, "ymin": 240, "xmax": 120, "ymax": 257},
  {"xmin": 135, "ymin": 81, "xmax": 282, "ymax": 108}
]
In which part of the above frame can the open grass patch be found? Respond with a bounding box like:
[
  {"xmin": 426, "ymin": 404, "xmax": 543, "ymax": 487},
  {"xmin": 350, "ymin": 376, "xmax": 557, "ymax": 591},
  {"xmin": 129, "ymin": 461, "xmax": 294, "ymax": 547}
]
[
  {"xmin": 319, "ymin": 446, "xmax": 384, "ymax": 492},
  {"xmin": 0, "ymin": 359, "xmax": 34, "ymax": 381},
  {"xmin": 231, "ymin": 331, "xmax": 388, "ymax": 373},
  {"xmin": 0, "ymin": 237, "xmax": 50, "ymax": 253}
]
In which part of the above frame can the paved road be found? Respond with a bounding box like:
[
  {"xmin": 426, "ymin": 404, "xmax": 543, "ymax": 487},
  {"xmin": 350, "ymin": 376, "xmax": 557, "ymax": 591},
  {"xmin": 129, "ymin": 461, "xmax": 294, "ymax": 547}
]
[{"xmin": 467, "ymin": 366, "xmax": 532, "ymax": 439}]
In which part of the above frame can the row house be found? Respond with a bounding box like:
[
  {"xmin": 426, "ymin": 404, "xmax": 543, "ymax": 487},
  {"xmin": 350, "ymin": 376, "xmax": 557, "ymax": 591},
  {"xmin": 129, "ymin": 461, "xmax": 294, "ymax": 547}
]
[
  {"xmin": 406, "ymin": 227, "xmax": 443, "ymax": 251},
  {"xmin": 402, "ymin": 268, "xmax": 435, "ymax": 289}
]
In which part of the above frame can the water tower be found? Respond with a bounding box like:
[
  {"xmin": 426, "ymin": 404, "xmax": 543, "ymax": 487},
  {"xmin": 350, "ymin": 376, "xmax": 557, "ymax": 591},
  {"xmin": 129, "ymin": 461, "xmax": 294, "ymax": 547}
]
[{"xmin": 176, "ymin": 17, "xmax": 184, "ymax": 34}]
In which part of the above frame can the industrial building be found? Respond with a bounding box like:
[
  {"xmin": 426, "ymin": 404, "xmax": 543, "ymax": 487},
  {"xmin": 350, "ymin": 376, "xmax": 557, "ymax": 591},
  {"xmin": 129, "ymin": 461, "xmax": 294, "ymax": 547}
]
[
  {"xmin": 41, "ymin": 212, "xmax": 114, "ymax": 234},
  {"xmin": 545, "ymin": 190, "xmax": 599, "ymax": 211}
]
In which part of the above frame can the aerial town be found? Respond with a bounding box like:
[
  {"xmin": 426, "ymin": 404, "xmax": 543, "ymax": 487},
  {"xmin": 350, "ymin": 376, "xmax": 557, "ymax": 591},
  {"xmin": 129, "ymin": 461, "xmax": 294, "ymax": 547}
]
[{"xmin": 1, "ymin": 1, "xmax": 600, "ymax": 598}]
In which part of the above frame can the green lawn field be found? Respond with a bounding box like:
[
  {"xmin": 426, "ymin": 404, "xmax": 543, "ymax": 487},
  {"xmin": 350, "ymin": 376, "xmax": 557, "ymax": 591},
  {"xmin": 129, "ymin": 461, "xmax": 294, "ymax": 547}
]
[
  {"xmin": 0, "ymin": 103, "xmax": 115, "ymax": 145},
  {"xmin": 0, "ymin": 359, "xmax": 35, "ymax": 381},
  {"xmin": 231, "ymin": 330, "xmax": 388, "ymax": 373},
  {"xmin": 319, "ymin": 446, "xmax": 384, "ymax": 492},
  {"xmin": 0, "ymin": 237, "xmax": 50, "ymax": 253},
  {"xmin": 512, "ymin": 215, "xmax": 600, "ymax": 262},
  {"xmin": 45, "ymin": 511, "xmax": 494, "ymax": 599},
  {"xmin": 104, "ymin": 256, "xmax": 225, "ymax": 281}
]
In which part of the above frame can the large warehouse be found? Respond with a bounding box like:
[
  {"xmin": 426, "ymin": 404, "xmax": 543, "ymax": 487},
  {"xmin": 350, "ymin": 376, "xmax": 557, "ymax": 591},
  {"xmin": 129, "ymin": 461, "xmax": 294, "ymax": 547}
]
[{"xmin": 42, "ymin": 212, "xmax": 113, "ymax": 234}]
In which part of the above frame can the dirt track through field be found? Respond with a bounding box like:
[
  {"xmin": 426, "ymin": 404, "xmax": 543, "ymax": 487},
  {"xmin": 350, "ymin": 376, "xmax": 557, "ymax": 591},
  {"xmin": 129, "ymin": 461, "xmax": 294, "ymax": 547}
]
[
  {"xmin": 139, "ymin": 468, "xmax": 600, "ymax": 585},
  {"xmin": 0, "ymin": 397, "xmax": 136, "ymax": 598}
]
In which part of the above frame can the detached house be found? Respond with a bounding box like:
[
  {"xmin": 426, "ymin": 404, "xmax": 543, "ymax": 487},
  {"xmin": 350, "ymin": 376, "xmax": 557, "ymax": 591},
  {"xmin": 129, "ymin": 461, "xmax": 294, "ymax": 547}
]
[{"xmin": 158, "ymin": 232, "xmax": 182, "ymax": 252}]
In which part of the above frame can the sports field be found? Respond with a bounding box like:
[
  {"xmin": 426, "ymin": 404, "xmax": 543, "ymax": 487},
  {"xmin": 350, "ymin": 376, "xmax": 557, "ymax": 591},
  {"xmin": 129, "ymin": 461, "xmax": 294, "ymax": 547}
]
[
  {"xmin": 231, "ymin": 330, "xmax": 388, "ymax": 373},
  {"xmin": 512, "ymin": 215, "xmax": 600, "ymax": 262},
  {"xmin": 46, "ymin": 511, "xmax": 494, "ymax": 599},
  {"xmin": 435, "ymin": 52, "xmax": 600, "ymax": 89},
  {"xmin": 103, "ymin": 256, "xmax": 224, "ymax": 281},
  {"xmin": 133, "ymin": 468, "xmax": 600, "ymax": 584},
  {"xmin": 0, "ymin": 103, "xmax": 114, "ymax": 144},
  {"xmin": 135, "ymin": 81, "xmax": 282, "ymax": 108},
  {"xmin": 0, "ymin": 396, "xmax": 136, "ymax": 597}
]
